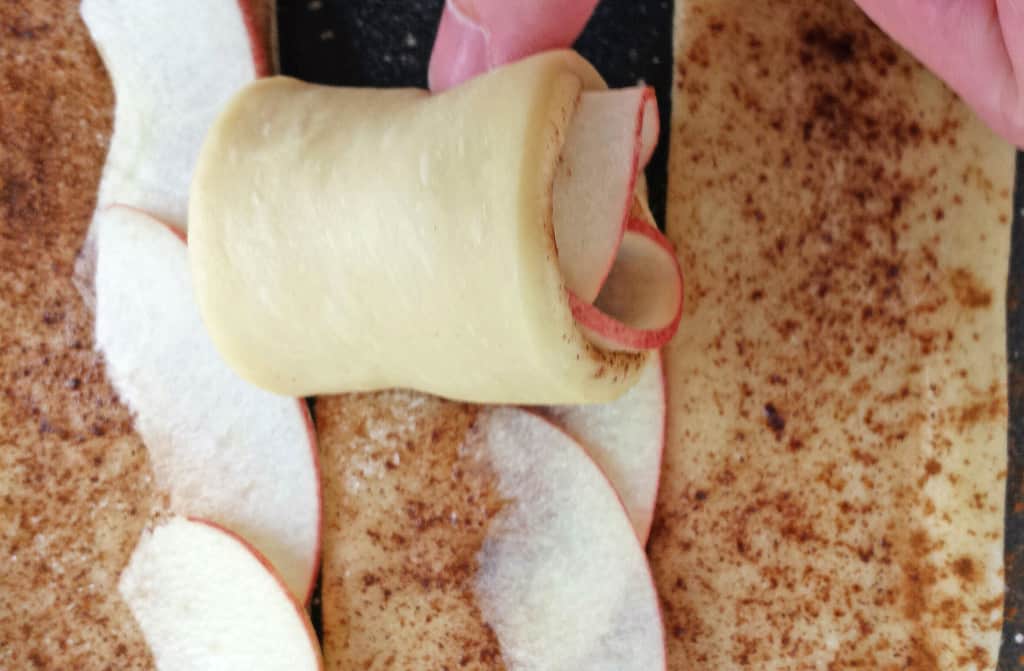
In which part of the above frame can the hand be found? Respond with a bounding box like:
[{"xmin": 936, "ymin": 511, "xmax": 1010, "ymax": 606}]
[
  {"xmin": 428, "ymin": 0, "xmax": 598, "ymax": 92},
  {"xmin": 842, "ymin": 1, "xmax": 1024, "ymax": 147},
  {"xmin": 429, "ymin": 0, "xmax": 1024, "ymax": 148}
]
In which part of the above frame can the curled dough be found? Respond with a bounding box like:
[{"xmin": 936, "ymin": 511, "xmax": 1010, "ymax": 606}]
[{"xmin": 189, "ymin": 50, "xmax": 648, "ymax": 403}]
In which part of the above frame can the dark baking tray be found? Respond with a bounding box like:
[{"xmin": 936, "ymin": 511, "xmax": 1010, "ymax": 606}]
[{"xmin": 275, "ymin": 1, "xmax": 1024, "ymax": 666}]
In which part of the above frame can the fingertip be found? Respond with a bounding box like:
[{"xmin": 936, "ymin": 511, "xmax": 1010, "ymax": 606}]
[
  {"xmin": 428, "ymin": 0, "xmax": 600, "ymax": 92},
  {"xmin": 428, "ymin": 1, "xmax": 489, "ymax": 92},
  {"xmin": 483, "ymin": 0, "xmax": 600, "ymax": 64}
]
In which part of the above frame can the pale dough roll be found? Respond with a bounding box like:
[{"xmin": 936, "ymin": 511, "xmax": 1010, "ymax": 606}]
[{"xmin": 189, "ymin": 50, "xmax": 648, "ymax": 403}]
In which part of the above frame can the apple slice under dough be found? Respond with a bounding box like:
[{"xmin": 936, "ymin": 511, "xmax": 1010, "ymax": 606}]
[
  {"xmin": 120, "ymin": 516, "xmax": 321, "ymax": 671},
  {"xmin": 542, "ymin": 353, "xmax": 665, "ymax": 543},
  {"xmin": 81, "ymin": 0, "xmax": 266, "ymax": 228},
  {"xmin": 92, "ymin": 205, "xmax": 320, "ymax": 603},
  {"xmin": 473, "ymin": 407, "xmax": 665, "ymax": 670}
]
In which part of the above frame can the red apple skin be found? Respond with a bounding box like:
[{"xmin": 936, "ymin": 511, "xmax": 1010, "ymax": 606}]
[
  {"xmin": 147, "ymin": 209, "xmax": 323, "ymax": 606},
  {"xmin": 569, "ymin": 217, "xmax": 684, "ymax": 352},
  {"xmin": 237, "ymin": 0, "xmax": 271, "ymax": 77},
  {"xmin": 161, "ymin": 216, "xmax": 187, "ymax": 244},
  {"xmin": 296, "ymin": 398, "xmax": 323, "ymax": 607},
  {"xmin": 104, "ymin": 203, "xmax": 189, "ymax": 242},
  {"xmin": 187, "ymin": 517, "xmax": 325, "ymax": 671},
  {"xmin": 517, "ymin": 410, "xmax": 669, "ymax": 670}
]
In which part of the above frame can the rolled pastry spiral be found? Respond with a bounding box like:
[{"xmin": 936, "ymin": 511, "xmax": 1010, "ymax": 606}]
[{"xmin": 189, "ymin": 51, "xmax": 669, "ymax": 404}]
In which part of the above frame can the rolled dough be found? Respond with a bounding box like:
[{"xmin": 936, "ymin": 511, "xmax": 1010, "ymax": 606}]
[{"xmin": 189, "ymin": 50, "xmax": 649, "ymax": 403}]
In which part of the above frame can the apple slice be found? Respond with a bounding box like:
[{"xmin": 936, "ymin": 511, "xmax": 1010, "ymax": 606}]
[
  {"xmin": 474, "ymin": 407, "xmax": 666, "ymax": 670},
  {"xmin": 541, "ymin": 352, "xmax": 665, "ymax": 543},
  {"xmin": 120, "ymin": 516, "xmax": 321, "ymax": 670},
  {"xmin": 316, "ymin": 393, "xmax": 665, "ymax": 669},
  {"xmin": 553, "ymin": 86, "xmax": 656, "ymax": 302},
  {"xmin": 553, "ymin": 86, "xmax": 682, "ymax": 353},
  {"xmin": 571, "ymin": 215, "xmax": 684, "ymax": 352},
  {"xmin": 92, "ymin": 205, "xmax": 320, "ymax": 603},
  {"xmin": 80, "ymin": 0, "xmax": 266, "ymax": 229}
]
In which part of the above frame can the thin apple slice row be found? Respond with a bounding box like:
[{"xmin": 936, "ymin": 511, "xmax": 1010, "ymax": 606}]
[
  {"xmin": 553, "ymin": 86, "xmax": 656, "ymax": 303},
  {"xmin": 81, "ymin": 0, "xmax": 267, "ymax": 229},
  {"xmin": 120, "ymin": 516, "xmax": 322, "ymax": 671},
  {"xmin": 570, "ymin": 214, "xmax": 683, "ymax": 352},
  {"xmin": 541, "ymin": 353, "xmax": 666, "ymax": 543},
  {"xmin": 92, "ymin": 205, "xmax": 321, "ymax": 604},
  {"xmin": 474, "ymin": 407, "xmax": 666, "ymax": 670}
]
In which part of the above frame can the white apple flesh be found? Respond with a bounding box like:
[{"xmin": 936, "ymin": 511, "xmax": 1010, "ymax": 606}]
[
  {"xmin": 553, "ymin": 86, "xmax": 654, "ymax": 303},
  {"xmin": 541, "ymin": 353, "xmax": 666, "ymax": 543},
  {"xmin": 474, "ymin": 407, "xmax": 666, "ymax": 670},
  {"xmin": 92, "ymin": 205, "xmax": 320, "ymax": 603},
  {"xmin": 553, "ymin": 86, "xmax": 682, "ymax": 352},
  {"xmin": 80, "ymin": 0, "xmax": 266, "ymax": 229},
  {"xmin": 119, "ymin": 516, "xmax": 322, "ymax": 671}
]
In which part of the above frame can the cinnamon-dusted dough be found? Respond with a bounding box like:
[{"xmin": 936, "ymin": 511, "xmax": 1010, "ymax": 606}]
[
  {"xmin": 189, "ymin": 50, "xmax": 647, "ymax": 403},
  {"xmin": 652, "ymin": 1, "xmax": 1013, "ymax": 668}
]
